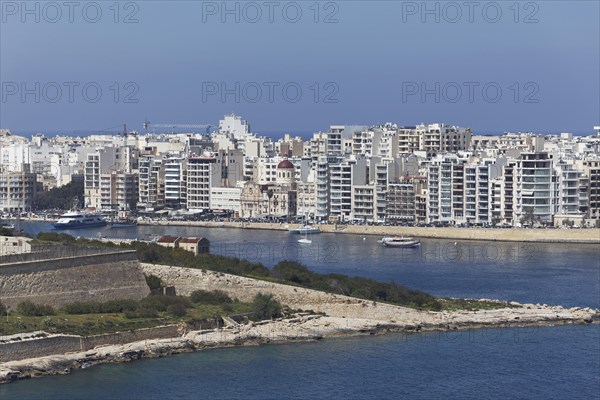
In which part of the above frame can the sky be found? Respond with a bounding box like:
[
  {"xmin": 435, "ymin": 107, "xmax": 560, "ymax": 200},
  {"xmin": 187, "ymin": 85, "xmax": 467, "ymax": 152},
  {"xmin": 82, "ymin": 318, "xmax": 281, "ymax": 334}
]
[{"xmin": 1, "ymin": 0, "xmax": 599, "ymax": 136}]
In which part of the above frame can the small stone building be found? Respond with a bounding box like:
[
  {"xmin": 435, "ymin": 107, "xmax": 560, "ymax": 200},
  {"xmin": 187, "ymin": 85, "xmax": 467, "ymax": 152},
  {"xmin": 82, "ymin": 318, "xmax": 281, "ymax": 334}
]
[
  {"xmin": 156, "ymin": 236, "xmax": 210, "ymax": 255},
  {"xmin": 156, "ymin": 235, "xmax": 181, "ymax": 249},
  {"xmin": 0, "ymin": 236, "xmax": 32, "ymax": 256},
  {"xmin": 179, "ymin": 237, "xmax": 210, "ymax": 255}
]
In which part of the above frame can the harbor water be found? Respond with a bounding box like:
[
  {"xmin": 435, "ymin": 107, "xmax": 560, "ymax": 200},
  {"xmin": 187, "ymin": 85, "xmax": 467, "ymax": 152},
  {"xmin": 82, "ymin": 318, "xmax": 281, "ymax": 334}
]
[{"xmin": 1, "ymin": 222, "xmax": 598, "ymax": 399}]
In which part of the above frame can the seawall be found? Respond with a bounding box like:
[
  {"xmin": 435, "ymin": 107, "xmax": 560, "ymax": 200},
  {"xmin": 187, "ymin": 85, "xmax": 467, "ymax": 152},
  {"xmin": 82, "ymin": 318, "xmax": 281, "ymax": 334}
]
[
  {"xmin": 0, "ymin": 325, "xmax": 180, "ymax": 363},
  {"xmin": 137, "ymin": 220, "xmax": 600, "ymax": 244}
]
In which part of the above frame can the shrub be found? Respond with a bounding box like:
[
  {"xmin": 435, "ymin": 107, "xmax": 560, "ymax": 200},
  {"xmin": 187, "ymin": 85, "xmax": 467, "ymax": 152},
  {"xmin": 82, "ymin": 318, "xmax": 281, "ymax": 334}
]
[
  {"xmin": 145, "ymin": 274, "xmax": 164, "ymax": 291},
  {"xmin": 17, "ymin": 301, "xmax": 55, "ymax": 316},
  {"xmin": 137, "ymin": 295, "xmax": 191, "ymax": 312},
  {"xmin": 221, "ymin": 303, "xmax": 234, "ymax": 312},
  {"xmin": 0, "ymin": 302, "xmax": 7, "ymax": 315},
  {"xmin": 124, "ymin": 307, "xmax": 159, "ymax": 319},
  {"xmin": 252, "ymin": 293, "xmax": 282, "ymax": 320},
  {"xmin": 166, "ymin": 303, "xmax": 187, "ymax": 317},
  {"xmin": 190, "ymin": 290, "xmax": 232, "ymax": 305},
  {"xmin": 63, "ymin": 300, "xmax": 139, "ymax": 314}
]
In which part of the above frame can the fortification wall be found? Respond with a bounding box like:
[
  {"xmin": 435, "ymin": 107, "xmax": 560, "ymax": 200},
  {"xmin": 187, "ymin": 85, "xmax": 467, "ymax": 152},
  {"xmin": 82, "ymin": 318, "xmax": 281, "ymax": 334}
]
[
  {"xmin": 0, "ymin": 325, "xmax": 180, "ymax": 362},
  {"xmin": 0, "ymin": 251, "xmax": 150, "ymax": 310},
  {"xmin": 141, "ymin": 263, "xmax": 431, "ymax": 323}
]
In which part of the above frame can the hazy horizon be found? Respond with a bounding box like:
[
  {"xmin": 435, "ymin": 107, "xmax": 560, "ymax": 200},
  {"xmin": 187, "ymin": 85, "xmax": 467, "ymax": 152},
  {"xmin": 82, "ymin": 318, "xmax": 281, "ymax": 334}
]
[{"xmin": 2, "ymin": 1, "xmax": 599, "ymax": 134}]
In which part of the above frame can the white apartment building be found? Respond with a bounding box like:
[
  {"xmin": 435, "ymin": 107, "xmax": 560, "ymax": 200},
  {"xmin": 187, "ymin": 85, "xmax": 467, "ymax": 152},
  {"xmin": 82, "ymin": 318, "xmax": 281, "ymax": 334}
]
[
  {"xmin": 512, "ymin": 152, "xmax": 555, "ymax": 225},
  {"xmin": 351, "ymin": 185, "xmax": 375, "ymax": 222},
  {"xmin": 329, "ymin": 157, "xmax": 368, "ymax": 221},
  {"xmin": 397, "ymin": 124, "xmax": 471, "ymax": 156},
  {"xmin": 219, "ymin": 114, "xmax": 250, "ymax": 138},
  {"xmin": 187, "ymin": 156, "xmax": 219, "ymax": 212},
  {"xmin": 164, "ymin": 157, "xmax": 187, "ymax": 209},
  {"xmin": 210, "ymin": 187, "xmax": 242, "ymax": 215}
]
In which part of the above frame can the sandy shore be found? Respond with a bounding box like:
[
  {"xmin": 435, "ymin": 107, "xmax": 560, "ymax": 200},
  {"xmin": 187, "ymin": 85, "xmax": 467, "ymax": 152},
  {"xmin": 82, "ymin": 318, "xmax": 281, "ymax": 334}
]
[
  {"xmin": 2, "ymin": 263, "xmax": 598, "ymax": 383},
  {"xmin": 138, "ymin": 220, "xmax": 600, "ymax": 244}
]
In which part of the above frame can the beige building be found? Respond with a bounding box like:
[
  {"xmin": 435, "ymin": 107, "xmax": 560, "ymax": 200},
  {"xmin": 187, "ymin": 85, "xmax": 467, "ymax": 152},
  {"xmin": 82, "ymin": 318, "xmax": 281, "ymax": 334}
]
[
  {"xmin": 0, "ymin": 236, "xmax": 32, "ymax": 256},
  {"xmin": 156, "ymin": 236, "xmax": 210, "ymax": 255},
  {"xmin": 178, "ymin": 237, "xmax": 210, "ymax": 255}
]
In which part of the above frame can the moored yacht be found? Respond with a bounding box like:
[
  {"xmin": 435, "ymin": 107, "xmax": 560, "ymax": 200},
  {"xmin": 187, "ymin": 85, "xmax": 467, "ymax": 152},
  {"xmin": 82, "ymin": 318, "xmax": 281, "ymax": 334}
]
[
  {"xmin": 380, "ymin": 236, "xmax": 421, "ymax": 248},
  {"xmin": 53, "ymin": 211, "xmax": 107, "ymax": 229},
  {"xmin": 289, "ymin": 225, "xmax": 321, "ymax": 235}
]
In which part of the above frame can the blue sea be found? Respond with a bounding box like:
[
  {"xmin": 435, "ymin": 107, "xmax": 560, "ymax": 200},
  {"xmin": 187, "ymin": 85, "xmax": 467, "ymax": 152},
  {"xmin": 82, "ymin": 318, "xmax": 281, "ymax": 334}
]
[{"xmin": 2, "ymin": 223, "xmax": 599, "ymax": 399}]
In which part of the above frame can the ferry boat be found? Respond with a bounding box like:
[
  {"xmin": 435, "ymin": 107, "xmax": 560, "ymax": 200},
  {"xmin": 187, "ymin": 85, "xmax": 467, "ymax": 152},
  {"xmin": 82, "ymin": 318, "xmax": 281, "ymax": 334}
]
[
  {"xmin": 380, "ymin": 236, "xmax": 421, "ymax": 248},
  {"xmin": 289, "ymin": 225, "xmax": 321, "ymax": 235},
  {"xmin": 53, "ymin": 211, "xmax": 107, "ymax": 229}
]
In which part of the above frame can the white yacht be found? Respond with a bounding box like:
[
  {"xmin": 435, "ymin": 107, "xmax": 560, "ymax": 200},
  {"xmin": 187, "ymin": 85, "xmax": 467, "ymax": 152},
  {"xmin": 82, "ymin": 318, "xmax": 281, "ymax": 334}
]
[
  {"xmin": 380, "ymin": 237, "xmax": 421, "ymax": 248},
  {"xmin": 53, "ymin": 211, "xmax": 107, "ymax": 229}
]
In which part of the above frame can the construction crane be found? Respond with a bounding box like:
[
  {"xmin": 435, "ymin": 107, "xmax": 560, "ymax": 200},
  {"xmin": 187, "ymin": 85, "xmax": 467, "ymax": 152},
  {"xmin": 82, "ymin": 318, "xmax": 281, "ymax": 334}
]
[
  {"xmin": 73, "ymin": 124, "xmax": 131, "ymax": 137},
  {"xmin": 143, "ymin": 119, "xmax": 213, "ymax": 134}
]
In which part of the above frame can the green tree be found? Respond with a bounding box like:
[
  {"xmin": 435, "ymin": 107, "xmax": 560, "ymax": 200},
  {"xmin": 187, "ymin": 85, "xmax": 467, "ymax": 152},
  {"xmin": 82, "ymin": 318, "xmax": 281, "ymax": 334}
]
[
  {"xmin": 33, "ymin": 179, "xmax": 84, "ymax": 210},
  {"xmin": 252, "ymin": 293, "xmax": 282, "ymax": 320},
  {"xmin": 145, "ymin": 274, "xmax": 164, "ymax": 291},
  {"xmin": 520, "ymin": 208, "xmax": 536, "ymax": 226}
]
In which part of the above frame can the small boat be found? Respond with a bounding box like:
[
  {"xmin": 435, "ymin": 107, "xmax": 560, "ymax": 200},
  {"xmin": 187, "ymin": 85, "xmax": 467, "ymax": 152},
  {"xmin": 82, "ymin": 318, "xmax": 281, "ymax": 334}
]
[
  {"xmin": 298, "ymin": 238, "xmax": 312, "ymax": 244},
  {"xmin": 380, "ymin": 236, "xmax": 420, "ymax": 248},
  {"xmin": 289, "ymin": 225, "xmax": 321, "ymax": 234},
  {"xmin": 110, "ymin": 220, "xmax": 137, "ymax": 229},
  {"xmin": 0, "ymin": 222, "xmax": 15, "ymax": 229},
  {"xmin": 53, "ymin": 211, "xmax": 107, "ymax": 229}
]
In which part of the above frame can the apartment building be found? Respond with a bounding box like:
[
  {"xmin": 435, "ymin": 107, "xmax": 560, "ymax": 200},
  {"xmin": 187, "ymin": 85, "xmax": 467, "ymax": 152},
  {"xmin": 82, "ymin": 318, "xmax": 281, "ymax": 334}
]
[
  {"xmin": 386, "ymin": 177, "xmax": 427, "ymax": 223},
  {"xmin": 164, "ymin": 157, "xmax": 187, "ymax": 209},
  {"xmin": 397, "ymin": 124, "xmax": 471, "ymax": 156},
  {"xmin": 329, "ymin": 157, "xmax": 367, "ymax": 221},
  {"xmin": 138, "ymin": 155, "xmax": 165, "ymax": 211},
  {"xmin": 186, "ymin": 156, "xmax": 219, "ymax": 212},
  {"xmin": 0, "ymin": 164, "xmax": 38, "ymax": 212},
  {"xmin": 512, "ymin": 152, "xmax": 555, "ymax": 225},
  {"xmin": 98, "ymin": 172, "xmax": 138, "ymax": 212},
  {"xmin": 582, "ymin": 159, "xmax": 600, "ymax": 224}
]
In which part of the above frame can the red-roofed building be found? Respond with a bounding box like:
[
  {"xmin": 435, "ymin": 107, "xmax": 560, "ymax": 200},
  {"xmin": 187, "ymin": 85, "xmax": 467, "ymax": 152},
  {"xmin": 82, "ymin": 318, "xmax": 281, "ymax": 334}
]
[
  {"xmin": 156, "ymin": 235, "xmax": 210, "ymax": 255},
  {"xmin": 179, "ymin": 237, "xmax": 210, "ymax": 255},
  {"xmin": 156, "ymin": 235, "xmax": 181, "ymax": 248}
]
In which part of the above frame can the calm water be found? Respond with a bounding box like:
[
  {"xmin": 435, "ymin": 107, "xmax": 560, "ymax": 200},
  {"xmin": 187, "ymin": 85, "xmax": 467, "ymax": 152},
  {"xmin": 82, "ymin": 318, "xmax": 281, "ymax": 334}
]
[{"xmin": 2, "ymin": 222, "xmax": 598, "ymax": 399}]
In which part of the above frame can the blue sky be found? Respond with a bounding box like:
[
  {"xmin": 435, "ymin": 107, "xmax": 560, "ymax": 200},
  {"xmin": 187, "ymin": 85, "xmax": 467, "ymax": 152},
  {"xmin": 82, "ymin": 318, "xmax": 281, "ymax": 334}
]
[{"xmin": 1, "ymin": 0, "xmax": 599, "ymax": 136}]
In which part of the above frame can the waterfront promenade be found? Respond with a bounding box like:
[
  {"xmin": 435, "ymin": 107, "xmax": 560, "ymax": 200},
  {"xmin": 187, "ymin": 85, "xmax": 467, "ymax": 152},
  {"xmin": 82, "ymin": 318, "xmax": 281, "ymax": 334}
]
[{"xmin": 137, "ymin": 220, "xmax": 600, "ymax": 244}]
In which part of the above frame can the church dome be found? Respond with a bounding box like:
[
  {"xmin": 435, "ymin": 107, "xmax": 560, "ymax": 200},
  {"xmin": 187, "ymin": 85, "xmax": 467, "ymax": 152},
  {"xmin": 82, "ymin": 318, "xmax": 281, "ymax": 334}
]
[{"xmin": 277, "ymin": 160, "xmax": 294, "ymax": 169}]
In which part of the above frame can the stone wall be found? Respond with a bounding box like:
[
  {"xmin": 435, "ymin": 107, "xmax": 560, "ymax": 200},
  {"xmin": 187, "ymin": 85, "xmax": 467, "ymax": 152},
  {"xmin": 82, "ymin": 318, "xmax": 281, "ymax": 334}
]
[
  {"xmin": 141, "ymin": 263, "xmax": 433, "ymax": 323},
  {"xmin": 0, "ymin": 325, "xmax": 180, "ymax": 362},
  {"xmin": 0, "ymin": 251, "xmax": 150, "ymax": 310}
]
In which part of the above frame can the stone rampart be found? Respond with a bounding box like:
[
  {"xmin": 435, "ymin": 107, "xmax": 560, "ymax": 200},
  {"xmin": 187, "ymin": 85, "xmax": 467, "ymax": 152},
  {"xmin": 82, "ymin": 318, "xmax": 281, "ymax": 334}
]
[
  {"xmin": 0, "ymin": 325, "xmax": 180, "ymax": 362},
  {"xmin": 0, "ymin": 251, "xmax": 150, "ymax": 310}
]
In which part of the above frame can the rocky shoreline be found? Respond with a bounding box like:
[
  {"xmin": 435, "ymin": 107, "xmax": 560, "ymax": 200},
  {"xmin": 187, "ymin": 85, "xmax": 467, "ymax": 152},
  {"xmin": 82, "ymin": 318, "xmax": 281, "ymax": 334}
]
[
  {"xmin": 2, "ymin": 262, "xmax": 598, "ymax": 384},
  {"xmin": 1, "ymin": 306, "xmax": 598, "ymax": 384}
]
